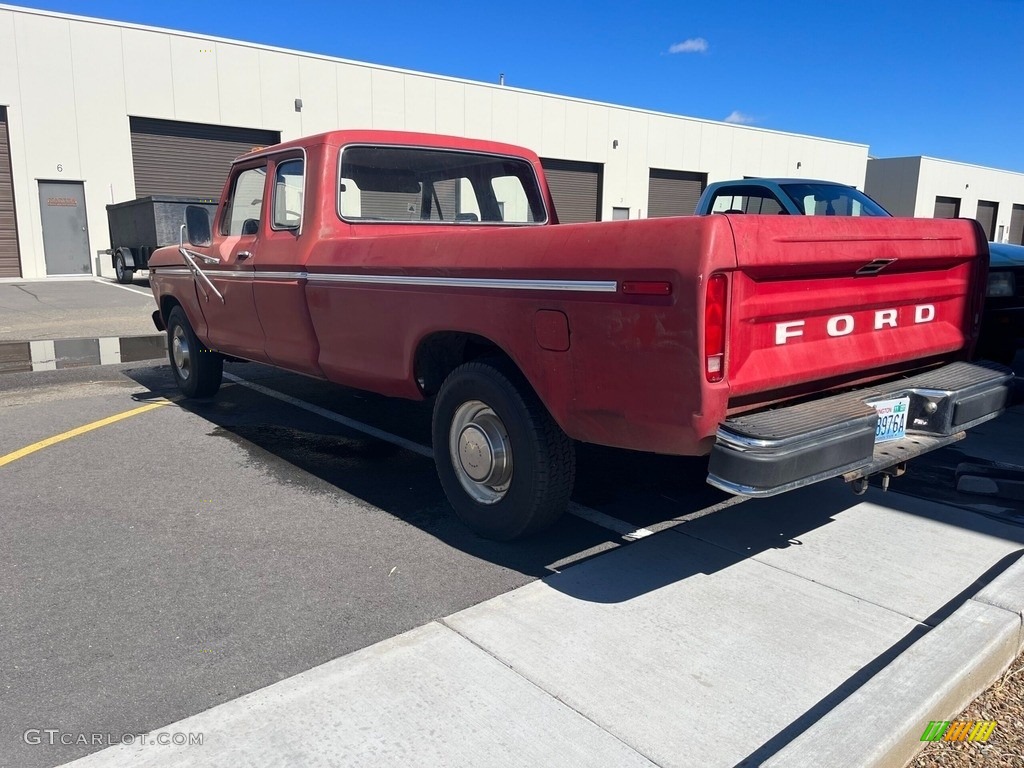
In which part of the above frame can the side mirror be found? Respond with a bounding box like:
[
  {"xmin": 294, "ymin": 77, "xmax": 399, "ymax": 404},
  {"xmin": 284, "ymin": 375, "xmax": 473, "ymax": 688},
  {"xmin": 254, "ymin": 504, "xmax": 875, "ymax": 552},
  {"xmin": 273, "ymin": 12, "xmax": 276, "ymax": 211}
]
[{"xmin": 185, "ymin": 205, "xmax": 212, "ymax": 247}]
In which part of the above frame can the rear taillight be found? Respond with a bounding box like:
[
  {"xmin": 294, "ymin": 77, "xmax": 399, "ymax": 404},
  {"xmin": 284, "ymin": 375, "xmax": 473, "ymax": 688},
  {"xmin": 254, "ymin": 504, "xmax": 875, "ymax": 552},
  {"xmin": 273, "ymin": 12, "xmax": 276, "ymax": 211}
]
[{"xmin": 704, "ymin": 273, "xmax": 727, "ymax": 383}]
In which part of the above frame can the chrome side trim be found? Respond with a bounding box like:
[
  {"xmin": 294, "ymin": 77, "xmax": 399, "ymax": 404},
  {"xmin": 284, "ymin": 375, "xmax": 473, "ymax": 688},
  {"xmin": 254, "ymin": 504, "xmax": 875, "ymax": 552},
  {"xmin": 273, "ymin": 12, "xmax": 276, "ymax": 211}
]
[
  {"xmin": 154, "ymin": 266, "xmax": 617, "ymax": 293},
  {"xmin": 307, "ymin": 274, "xmax": 618, "ymax": 292},
  {"xmin": 152, "ymin": 267, "xmax": 192, "ymax": 276},
  {"xmin": 254, "ymin": 271, "xmax": 307, "ymax": 280}
]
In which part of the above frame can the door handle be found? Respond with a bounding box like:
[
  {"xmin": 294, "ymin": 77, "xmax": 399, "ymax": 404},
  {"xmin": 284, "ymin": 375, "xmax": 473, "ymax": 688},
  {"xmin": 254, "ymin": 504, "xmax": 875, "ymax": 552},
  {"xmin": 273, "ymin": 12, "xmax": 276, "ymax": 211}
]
[{"xmin": 237, "ymin": 251, "xmax": 253, "ymax": 260}]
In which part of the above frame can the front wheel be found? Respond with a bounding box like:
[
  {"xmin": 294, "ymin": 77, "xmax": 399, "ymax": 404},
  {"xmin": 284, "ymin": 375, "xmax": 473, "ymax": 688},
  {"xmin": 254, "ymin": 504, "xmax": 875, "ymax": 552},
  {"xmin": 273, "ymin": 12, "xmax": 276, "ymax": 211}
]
[
  {"xmin": 432, "ymin": 359, "xmax": 575, "ymax": 540},
  {"xmin": 166, "ymin": 306, "xmax": 223, "ymax": 398}
]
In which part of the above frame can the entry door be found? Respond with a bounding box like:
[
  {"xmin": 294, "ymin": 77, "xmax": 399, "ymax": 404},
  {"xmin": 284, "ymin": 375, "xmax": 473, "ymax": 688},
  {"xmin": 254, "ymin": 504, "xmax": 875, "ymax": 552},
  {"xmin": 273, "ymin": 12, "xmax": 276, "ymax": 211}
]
[{"xmin": 38, "ymin": 181, "xmax": 91, "ymax": 275}]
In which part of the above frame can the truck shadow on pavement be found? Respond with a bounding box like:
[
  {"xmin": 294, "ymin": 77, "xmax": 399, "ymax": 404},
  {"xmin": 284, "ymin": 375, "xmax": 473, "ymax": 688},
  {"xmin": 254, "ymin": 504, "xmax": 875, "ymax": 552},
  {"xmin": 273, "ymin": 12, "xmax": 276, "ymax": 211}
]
[{"xmin": 125, "ymin": 363, "xmax": 1024, "ymax": 602}]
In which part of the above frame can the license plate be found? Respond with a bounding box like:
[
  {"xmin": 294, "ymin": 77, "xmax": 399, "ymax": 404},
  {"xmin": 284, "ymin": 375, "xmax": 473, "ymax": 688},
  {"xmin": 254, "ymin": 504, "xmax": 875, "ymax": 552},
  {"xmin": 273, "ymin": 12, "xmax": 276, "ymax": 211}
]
[{"xmin": 871, "ymin": 397, "xmax": 909, "ymax": 443}]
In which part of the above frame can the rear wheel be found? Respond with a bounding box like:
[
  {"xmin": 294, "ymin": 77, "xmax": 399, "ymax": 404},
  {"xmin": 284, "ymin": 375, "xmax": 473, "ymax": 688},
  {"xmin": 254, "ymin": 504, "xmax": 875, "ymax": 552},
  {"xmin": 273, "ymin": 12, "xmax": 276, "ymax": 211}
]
[
  {"xmin": 166, "ymin": 306, "xmax": 223, "ymax": 398},
  {"xmin": 114, "ymin": 250, "xmax": 134, "ymax": 284},
  {"xmin": 432, "ymin": 359, "xmax": 575, "ymax": 540}
]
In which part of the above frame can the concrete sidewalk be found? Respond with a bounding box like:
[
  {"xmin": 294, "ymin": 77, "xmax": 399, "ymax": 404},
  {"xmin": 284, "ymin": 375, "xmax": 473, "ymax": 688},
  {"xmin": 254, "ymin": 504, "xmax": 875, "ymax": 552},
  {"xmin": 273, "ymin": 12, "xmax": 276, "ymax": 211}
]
[{"xmin": 62, "ymin": 481, "xmax": 1024, "ymax": 768}]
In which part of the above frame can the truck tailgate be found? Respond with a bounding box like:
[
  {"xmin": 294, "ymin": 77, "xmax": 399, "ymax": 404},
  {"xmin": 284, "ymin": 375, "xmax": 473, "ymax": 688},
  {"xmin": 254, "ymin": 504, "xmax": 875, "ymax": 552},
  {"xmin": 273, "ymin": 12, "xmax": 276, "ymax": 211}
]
[{"xmin": 723, "ymin": 216, "xmax": 986, "ymax": 400}]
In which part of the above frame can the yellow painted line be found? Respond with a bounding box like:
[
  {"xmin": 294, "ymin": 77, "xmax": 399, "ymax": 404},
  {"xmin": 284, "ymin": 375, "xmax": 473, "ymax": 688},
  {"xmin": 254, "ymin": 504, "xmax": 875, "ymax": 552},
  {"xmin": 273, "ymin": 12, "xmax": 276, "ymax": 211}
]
[{"xmin": 0, "ymin": 400, "xmax": 172, "ymax": 468}]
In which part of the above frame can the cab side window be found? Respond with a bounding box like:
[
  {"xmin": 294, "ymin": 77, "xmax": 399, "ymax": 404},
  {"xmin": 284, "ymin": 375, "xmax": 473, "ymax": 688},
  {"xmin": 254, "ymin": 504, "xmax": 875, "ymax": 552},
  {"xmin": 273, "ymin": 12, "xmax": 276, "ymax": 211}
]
[
  {"xmin": 222, "ymin": 166, "xmax": 267, "ymax": 236},
  {"xmin": 272, "ymin": 159, "xmax": 304, "ymax": 229}
]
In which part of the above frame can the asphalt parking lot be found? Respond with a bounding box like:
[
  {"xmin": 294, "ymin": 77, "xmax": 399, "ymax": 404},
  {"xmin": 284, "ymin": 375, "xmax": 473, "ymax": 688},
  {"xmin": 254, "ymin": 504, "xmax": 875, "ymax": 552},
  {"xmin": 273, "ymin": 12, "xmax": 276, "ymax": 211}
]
[
  {"xmin": 1, "ymin": 304, "xmax": 1023, "ymax": 766},
  {"xmin": 0, "ymin": 355, "xmax": 730, "ymax": 767}
]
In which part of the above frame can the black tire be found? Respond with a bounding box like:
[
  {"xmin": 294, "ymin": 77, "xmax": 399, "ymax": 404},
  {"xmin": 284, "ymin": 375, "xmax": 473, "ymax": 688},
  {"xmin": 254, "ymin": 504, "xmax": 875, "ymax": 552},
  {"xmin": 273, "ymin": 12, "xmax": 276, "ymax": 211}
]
[
  {"xmin": 114, "ymin": 251, "xmax": 134, "ymax": 284},
  {"xmin": 432, "ymin": 358, "xmax": 575, "ymax": 540},
  {"xmin": 166, "ymin": 306, "xmax": 223, "ymax": 398}
]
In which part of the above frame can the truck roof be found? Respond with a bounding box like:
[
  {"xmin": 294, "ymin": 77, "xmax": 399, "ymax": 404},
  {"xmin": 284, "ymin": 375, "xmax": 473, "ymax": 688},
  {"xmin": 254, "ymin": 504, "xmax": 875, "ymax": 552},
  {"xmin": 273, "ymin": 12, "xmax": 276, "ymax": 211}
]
[{"xmin": 232, "ymin": 130, "xmax": 543, "ymax": 166}]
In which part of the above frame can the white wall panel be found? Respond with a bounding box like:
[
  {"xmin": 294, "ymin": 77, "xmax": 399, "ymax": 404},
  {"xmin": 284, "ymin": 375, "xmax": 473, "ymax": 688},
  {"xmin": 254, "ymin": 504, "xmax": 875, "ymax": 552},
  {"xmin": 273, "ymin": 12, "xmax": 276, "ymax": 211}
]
[
  {"xmin": 463, "ymin": 84, "xmax": 492, "ymax": 139},
  {"xmin": 170, "ymin": 35, "xmax": 220, "ymax": 125},
  {"xmin": 337, "ymin": 64, "xmax": 373, "ymax": 128},
  {"xmin": 370, "ymin": 69, "xmax": 405, "ymax": 130},
  {"xmin": 15, "ymin": 14, "xmax": 80, "ymax": 178},
  {"xmin": 584, "ymin": 104, "xmax": 608, "ymax": 164},
  {"xmin": 563, "ymin": 101, "xmax": 589, "ymax": 162},
  {"xmin": 515, "ymin": 93, "xmax": 543, "ymax": 153},
  {"xmin": 122, "ymin": 28, "xmax": 175, "ymax": 120},
  {"xmin": 215, "ymin": 44, "xmax": 263, "ymax": 129},
  {"xmin": 490, "ymin": 88, "xmax": 519, "ymax": 145},
  {"xmin": 647, "ymin": 117, "xmax": 669, "ymax": 170},
  {"xmin": 259, "ymin": 50, "xmax": 300, "ymax": 136},
  {"xmin": 433, "ymin": 79, "xmax": 464, "ymax": 136},
  {"xmin": 0, "ymin": 11, "xmax": 20, "ymax": 106},
  {"xmin": 297, "ymin": 56, "xmax": 340, "ymax": 136},
  {"xmin": 540, "ymin": 98, "xmax": 566, "ymax": 158},
  {"xmin": 403, "ymin": 75, "xmax": 436, "ymax": 133},
  {"xmin": 70, "ymin": 21, "xmax": 134, "ymax": 260}
]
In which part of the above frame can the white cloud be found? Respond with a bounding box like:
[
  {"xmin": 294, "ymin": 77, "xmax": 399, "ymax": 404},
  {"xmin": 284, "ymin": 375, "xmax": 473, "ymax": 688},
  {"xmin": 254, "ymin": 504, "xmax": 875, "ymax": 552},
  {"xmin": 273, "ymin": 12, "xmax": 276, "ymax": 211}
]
[
  {"xmin": 668, "ymin": 37, "xmax": 708, "ymax": 54},
  {"xmin": 724, "ymin": 110, "xmax": 756, "ymax": 125}
]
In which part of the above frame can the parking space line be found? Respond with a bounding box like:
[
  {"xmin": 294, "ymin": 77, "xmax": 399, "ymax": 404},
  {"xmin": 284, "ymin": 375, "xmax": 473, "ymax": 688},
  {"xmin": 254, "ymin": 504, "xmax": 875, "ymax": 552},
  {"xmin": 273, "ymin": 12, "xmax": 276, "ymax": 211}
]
[
  {"xmin": 224, "ymin": 373, "xmax": 434, "ymax": 458},
  {"xmin": 0, "ymin": 400, "xmax": 171, "ymax": 468},
  {"xmin": 224, "ymin": 372, "xmax": 655, "ymax": 541},
  {"xmin": 92, "ymin": 277, "xmax": 152, "ymax": 297}
]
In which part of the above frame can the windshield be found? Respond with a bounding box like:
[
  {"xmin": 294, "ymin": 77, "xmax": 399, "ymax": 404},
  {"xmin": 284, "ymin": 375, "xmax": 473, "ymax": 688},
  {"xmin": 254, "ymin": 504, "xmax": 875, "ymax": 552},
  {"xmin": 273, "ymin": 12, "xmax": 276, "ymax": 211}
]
[{"xmin": 779, "ymin": 183, "xmax": 891, "ymax": 217}]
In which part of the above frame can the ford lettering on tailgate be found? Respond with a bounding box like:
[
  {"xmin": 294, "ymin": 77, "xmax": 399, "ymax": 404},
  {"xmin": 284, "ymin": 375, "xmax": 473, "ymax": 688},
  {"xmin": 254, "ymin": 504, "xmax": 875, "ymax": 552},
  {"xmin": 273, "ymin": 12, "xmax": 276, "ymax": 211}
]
[{"xmin": 775, "ymin": 304, "xmax": 936, "ymax": 345}]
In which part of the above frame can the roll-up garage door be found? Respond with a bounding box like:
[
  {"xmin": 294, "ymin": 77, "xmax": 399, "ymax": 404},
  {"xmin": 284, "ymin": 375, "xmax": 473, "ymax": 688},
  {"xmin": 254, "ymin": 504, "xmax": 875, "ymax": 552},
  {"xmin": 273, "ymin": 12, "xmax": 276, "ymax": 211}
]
[
  {"xmin": 933, "ymin": 196, "xmax": 960, "ymax": 219},
  {"xmin": 129, "ymin": 117, "xmax": 281, "ymax": 199},
  {"xmin": 975, "ymin": 200, "xmax": 998, "ymax": 241},
  {"xmin": 540, "ymin": 158, "xmax": 602, "ymax": 223},
  {"xmin": 0, "ymin": 107, "xmax": 21, "ymax": 278},
  {"xmin": 647, "ymin": 169, "xmax": 707, "ymax": 218},
  {"xmin": 1009, "ymin": 204, "xmax": 1024, "ymax": 245}
]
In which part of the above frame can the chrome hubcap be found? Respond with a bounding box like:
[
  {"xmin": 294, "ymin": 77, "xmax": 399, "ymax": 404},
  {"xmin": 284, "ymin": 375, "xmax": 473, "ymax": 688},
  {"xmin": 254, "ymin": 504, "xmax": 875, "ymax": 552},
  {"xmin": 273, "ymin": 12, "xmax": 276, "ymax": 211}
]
[
  {"xmin": 449, "ymin": 400, "xmax": 512, "ymax": 504},
  {"xmin": 171, "ymin": 326, "xmax": 191, "ymax": 381}
]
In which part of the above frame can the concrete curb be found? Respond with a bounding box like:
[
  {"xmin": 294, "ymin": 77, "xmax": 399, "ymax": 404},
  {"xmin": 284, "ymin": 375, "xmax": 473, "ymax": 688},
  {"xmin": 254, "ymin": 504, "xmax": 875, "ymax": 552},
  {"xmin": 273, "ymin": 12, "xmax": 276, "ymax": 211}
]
[{"xmin": 764, "ymin": 557, "xmax": 1024, "ymax": 768}]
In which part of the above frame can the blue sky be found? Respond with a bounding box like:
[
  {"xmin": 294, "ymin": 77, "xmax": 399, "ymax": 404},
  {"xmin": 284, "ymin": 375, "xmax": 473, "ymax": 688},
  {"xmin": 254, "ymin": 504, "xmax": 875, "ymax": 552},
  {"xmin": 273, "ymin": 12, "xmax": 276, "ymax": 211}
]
[{"xmin": 18, "ymin": 0, "xmax": 1024, "ymax": 172}]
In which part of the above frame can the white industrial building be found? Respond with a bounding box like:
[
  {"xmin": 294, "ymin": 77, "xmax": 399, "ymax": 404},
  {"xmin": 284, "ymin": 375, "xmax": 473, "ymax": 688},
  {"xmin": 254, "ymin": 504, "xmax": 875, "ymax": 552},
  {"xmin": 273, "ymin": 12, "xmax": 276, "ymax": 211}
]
[
  {"xmin": 866, "ymin": 157, "xmax": 1024, "ymax": 245},
  {"xmin": 0, "ymin": 3, "xmax": 872, "ymax": 281},
  {"xmin": 4, "ymin": 3, "xmax": 1022, "ymax": 285}
]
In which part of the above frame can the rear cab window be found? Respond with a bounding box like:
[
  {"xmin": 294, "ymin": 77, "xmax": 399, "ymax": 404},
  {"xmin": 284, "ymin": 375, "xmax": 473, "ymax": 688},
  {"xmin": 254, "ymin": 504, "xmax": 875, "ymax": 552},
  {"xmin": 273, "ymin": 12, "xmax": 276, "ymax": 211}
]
[{"xmin": 337, "ymin": 145, "xmax": 547, "ymax": 225}]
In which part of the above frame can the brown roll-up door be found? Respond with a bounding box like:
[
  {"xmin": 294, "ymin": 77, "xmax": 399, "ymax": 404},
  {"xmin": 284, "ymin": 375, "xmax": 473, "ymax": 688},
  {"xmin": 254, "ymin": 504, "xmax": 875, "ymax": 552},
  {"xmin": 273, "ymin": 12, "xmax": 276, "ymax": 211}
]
[
  {"xmin": 540, "ymin": 158, "xmax": 602, "ymax": 223},
  {"xmin": 647, "ymin": 169, "xmax": 707, "ymax": 218},
  {"xmin": 0, "ymin": 107, "xmax": 22, "ymax": 278},
  {"xmin": 933, "ymin": 196, "xmax": 961, "ymax": 219},
  {"xmin": 129, "ymin": 117, "xmax": 280, "ymax": 199},
  {"xmin": 975, "ymin": 200, "xmax": 998, "ymax": 241},
  {"xmin": 1009, "ymin": 204, "xmax": 1024, "ymax": 245}
]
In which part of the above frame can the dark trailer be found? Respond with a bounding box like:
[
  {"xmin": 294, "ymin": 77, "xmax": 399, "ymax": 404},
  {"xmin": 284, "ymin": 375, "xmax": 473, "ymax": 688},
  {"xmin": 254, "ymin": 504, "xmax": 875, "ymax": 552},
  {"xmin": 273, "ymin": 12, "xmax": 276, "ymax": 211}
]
[{"xmin": 106, "ymin": 196, "xmax": 217, "ymax": 283}]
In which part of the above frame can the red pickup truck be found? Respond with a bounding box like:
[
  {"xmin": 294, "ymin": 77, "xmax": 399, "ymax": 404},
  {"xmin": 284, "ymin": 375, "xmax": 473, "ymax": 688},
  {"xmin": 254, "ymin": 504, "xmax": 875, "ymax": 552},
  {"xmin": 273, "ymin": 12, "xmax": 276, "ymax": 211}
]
[{"xmin": 148, "ymin": 130, "xmax": 1013, "ymax": 539}]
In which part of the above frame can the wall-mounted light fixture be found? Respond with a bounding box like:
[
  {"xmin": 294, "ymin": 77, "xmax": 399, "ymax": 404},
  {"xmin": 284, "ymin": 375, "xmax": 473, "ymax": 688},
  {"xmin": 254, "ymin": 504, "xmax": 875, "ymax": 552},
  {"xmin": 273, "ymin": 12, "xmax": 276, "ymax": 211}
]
[
  {"xmin": 612, "ymin": 139, "xmax": 619, "ymax": 149},
  {"xmin": 294, "ymin": 98, "xmax": 303, "ymax": 112},
  {"xmin": 796, "ymin": 161, "xmax": 802, "ymax": 169}
]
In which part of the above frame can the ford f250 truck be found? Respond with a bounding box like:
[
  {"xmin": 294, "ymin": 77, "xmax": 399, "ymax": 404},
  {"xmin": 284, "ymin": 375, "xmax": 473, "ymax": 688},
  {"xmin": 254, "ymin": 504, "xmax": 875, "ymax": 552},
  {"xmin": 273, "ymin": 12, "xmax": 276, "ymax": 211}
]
[{"xmin": 147, "ymin": 130, "xmax": 1013, "ymax": 540}]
